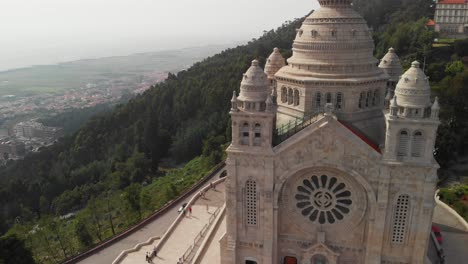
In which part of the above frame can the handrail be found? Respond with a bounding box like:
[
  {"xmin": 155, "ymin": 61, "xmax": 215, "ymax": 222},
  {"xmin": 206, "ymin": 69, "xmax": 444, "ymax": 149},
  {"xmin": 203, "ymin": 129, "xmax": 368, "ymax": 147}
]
[
  {"xmin": 65, "ymin": 161, "xmax": 226, "ymax": 264},
  {"xmin": 180, "ymin": 205, "xmax": 223, "ymax": 263},
  {"xmin": 273, "ymin": 110, "xmax": 325, "ymax": 146}
]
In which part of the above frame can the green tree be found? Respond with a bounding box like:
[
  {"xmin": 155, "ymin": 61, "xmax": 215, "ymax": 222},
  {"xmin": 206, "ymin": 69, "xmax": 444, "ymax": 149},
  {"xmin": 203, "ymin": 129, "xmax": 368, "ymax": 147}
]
[
  {"xmin": 124, "ymin": 184, "xmax": 142, "ymax": 219},
  {"xmin": 0, "ymin": 234, "xmax": 35, "ymax": 264},
  {"xmin": 74, "ymin": 219, "xmax": 93, "ymax": 247}
]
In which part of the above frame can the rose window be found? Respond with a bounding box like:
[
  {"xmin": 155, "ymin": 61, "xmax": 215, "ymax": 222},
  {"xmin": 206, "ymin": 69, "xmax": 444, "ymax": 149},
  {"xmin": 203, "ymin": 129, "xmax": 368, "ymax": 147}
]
[{"xmin": 295, "ymin": 175, "xmax": 352, "ymax": 224}]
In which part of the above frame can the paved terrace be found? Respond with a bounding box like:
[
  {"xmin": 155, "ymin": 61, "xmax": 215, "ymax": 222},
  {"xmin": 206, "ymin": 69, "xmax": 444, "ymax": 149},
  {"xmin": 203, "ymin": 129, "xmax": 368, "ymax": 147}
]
[
  {"xmin": 117, "ymin": 182, "xmax": 225, "ymax": 264},
  {"xmin": 75, "ymin": 166, "xmax": 225, "ymax": 264}
]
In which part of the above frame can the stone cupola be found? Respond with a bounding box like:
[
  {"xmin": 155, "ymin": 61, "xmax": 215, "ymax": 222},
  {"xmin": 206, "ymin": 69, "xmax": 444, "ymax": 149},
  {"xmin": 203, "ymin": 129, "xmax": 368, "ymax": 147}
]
[
  {"xmin": 379, "ymin": 48, "xmax": 403, "ymax": 108},
  {"xmin": 394, "ymin": 61, "xmax": 432, "ymax": 117},
  {"xmin": 237, "ymin": 60, "xmax": 271, "ymax": 112},
  {"xmin": 265, "ymin": 48, "xmax": 286, "ymax": 80}
]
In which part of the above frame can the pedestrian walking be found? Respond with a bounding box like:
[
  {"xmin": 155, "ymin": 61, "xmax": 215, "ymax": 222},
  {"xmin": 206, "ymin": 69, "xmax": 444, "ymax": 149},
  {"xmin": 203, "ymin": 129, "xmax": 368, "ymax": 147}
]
[
  {"xmin": 145, "ymin": 252, "xmax": 149, "ymax": 263},
  {"xmin": 189, "ymin": 207, "xmax": 192, "ymax": 215},
  {"xmin": 153, "ymin": 246, "xmax": 158, "ymax": 257}
]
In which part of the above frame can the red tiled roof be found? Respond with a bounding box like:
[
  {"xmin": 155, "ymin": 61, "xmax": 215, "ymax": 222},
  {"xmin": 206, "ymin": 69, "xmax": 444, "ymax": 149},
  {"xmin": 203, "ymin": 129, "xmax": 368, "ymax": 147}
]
[
  {"xmin": 338, "ymin": 121, "xmax": 382, "ymax": 154},
  {"xmin": 427, "ymin": 19, "xmax": 435, "ymax": 26},
  {"xmin": 438, "ymin": 0, "xmax": 466, "ymax": 4}
]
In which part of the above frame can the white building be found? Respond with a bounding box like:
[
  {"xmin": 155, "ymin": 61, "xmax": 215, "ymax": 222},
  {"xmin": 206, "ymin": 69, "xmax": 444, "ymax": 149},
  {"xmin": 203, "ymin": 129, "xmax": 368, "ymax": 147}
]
[
  {"xmin": 220, "ymin": 1, "xmax": 440, "ymax": 263},
  {"xmin": 434, "ymin": 0, "xmax": 468, "ymax": 38}
]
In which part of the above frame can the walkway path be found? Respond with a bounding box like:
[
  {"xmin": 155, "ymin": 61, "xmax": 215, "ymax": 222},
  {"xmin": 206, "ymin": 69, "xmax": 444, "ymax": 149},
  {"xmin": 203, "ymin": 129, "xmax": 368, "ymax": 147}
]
[
  {"xmin": 119, "ymin": 183, "xmax": 225, "ymax": 264},
  {"xmin": 76, "ymin": 172, "xmax": 223, "ymax": 264},
  {"xmin": 432, "ymin": 198, "xmax": 468, "ymax": 263}
]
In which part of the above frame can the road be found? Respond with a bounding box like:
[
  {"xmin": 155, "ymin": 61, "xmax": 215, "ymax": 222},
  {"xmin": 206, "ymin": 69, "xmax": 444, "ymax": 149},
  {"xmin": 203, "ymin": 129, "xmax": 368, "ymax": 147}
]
[{"xmin": 76, "ymin": 171, "xmax": 223, "ymax": 264}]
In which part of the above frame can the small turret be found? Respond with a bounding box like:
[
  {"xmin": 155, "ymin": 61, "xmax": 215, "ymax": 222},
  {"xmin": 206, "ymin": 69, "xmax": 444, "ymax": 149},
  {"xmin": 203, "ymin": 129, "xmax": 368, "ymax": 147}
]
[
  {"xmin": 231, "ymin": 91, "xmax": 238, "ymax": 112},
  {"xmin": 431, "ymin": 97, "xmax": 440, "ymax": 120},
  {"xmin": 379, "ymin": 48, "xmax": 403, "ymax": 107},
  {"xmin": 265, "ymin": 48, "xmax": 286, "ymax": 103}
]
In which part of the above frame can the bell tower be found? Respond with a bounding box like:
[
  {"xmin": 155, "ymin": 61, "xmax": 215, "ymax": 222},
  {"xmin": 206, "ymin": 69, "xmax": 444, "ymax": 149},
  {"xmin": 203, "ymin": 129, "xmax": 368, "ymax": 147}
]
[{"xmin": 384, "ymin": 61, "xmax": 440, "ymax": 163}]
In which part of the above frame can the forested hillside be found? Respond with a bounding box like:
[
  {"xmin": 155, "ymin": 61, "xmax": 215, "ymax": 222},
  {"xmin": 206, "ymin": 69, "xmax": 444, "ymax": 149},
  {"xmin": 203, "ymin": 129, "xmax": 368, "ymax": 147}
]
[{"xmin": 1, "ymin": 0, "xmax": 467, "ymax": 263}]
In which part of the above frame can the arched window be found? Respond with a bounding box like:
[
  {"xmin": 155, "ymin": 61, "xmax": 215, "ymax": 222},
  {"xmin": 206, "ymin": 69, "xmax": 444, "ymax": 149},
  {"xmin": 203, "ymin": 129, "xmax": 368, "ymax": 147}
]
[
  {"xmin": 293, "ymin": 89, "xmax": 300, "ymax": 106},
  {"xmin": 359, "ymin": 92, "xmax": 365, "ymax": 109},
  {"xmin": 316, "ymin": 93, "xmax": 322, "ymax": 110},
  {"xmin": 412, "ymin": 131, "xmax": 424, "ymax": 157},
  {"xmin": 288, "ymin": 88, "xmax": 293, "ymax": 105},
  {"xmin": 331, "ymin": 29, "xmax": 337, "ymax": 38},
  {"xmin": 253, "ymin": 124, "xmax": 262, "ymax": 146},
  {"xmin": 240, "ymin": 122, "xmax": 250, "ymax": 146},
  {"xmin": 326, "ymin": 92, "xmax": 332, "ymax": 104},
  {"xmin": 245, "ymin": 180, "xmax": 258, "ymax": 226},
  {"xmin": 392, "ymin": 194, "xmax": 410, "ymax": 244},
  {"xmin": 397, "ymin": 130, "xmax": 409, "ymax": 157},
  {"xmin": 311, "ymin": 30, "xmax": 318, "ymax": 38},
  {"xmin": 373, "ymin": 90, "xmax": 380, "ymax": 106},
  {"xmin": 336, "ymin": 92, "xmax": 343, "ymax": 110},
  {"xmin": 281, "ymin": 87, "xmax": 287, "ymax": 103}
]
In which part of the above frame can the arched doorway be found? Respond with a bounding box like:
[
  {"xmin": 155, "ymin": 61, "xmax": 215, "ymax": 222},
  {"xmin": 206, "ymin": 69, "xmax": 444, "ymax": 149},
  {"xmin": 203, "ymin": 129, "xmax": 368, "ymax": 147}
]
[{"xmin": 284, "ymin": 256, "xmax": 298, "ymax": 264}]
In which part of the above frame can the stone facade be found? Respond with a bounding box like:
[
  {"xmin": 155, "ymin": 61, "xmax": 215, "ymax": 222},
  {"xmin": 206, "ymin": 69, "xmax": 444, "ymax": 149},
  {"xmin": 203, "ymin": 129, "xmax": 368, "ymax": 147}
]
[
  {"xmin": 220, "ymin": 1, "xmax": 440, "ymax": 264},
  {"xmin": 434, "ymin": 0, "xmax": 468, "ymax": 38}
]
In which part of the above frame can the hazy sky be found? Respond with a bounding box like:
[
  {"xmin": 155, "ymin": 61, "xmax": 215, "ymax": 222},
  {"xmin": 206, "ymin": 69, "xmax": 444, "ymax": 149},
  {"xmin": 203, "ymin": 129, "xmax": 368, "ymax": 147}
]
[{"xmin": 0, "ymin": 0, "xmax": 319, "ymax": 71}]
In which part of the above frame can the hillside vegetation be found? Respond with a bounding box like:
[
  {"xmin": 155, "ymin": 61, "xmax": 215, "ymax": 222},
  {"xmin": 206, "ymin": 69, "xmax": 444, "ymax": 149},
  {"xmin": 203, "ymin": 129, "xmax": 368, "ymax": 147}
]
[{"xmin": 1, "ymin": 1, "xmax": 467, "ymax": 263}]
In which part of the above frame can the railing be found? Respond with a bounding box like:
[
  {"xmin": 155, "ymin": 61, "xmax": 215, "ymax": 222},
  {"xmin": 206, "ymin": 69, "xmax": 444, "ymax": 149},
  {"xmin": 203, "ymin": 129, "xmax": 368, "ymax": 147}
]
[
  {"xmin": 180, "ymin": 206, "xmax": 222, "ymax": 263},
  {"xmin": 273, "ymin": 110, "xmax": 325, "ymax": 146}
]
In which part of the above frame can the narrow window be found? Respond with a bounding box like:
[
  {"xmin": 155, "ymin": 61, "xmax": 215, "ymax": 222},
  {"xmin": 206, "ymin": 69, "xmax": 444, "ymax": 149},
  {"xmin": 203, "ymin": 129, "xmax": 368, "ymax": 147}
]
[
  {"xmin": 398, "ymin": 131, "xmax": 409, "ymax": 157},
  {"xmin": 253, "ymin": 124, "xmax": 261, "ymax": 146},
  {"xmin": 311, "ymin": 30, "xmax": 318, "ymax": 38},
  {"xmin": 294, "ymin": 89, "xmax": 300, "ymax": 106},
  {"xmin": 316, "ymin": 93, "xmax": 322, "ymax": 110},
  {"xmin": 336, "ymin": 92, "xmax": 343, "ymax": 110},
  {"xmin": 281, "ymin": 87, "xmax": 287, "ymax": 103},
  {"xmin": 331, "ymin": 29, "xmax": 337, "ymax": 38},
  {"xmin": 359, "ymin": 92, "xmax": 365, "ymax": 109},
  {"xmin": 326, "ymin": 92, "xmax": 332, "ymax": 105},
  {"xmin": 240, "ymin": 122, "xmax": 250, "ymax": 146},
  {"xmin": 373, "ymin": 90, "xmax": 380, "ymax": 106},
  {"xmin": 245, "ymin": 180, "xmax": 258, "ymax": 226},
  {"xmin": 392, "ymin": 195, "xmax": 410, "ymax": 244},
  {"xmin": 412, "ymin": 132, "xmax": 424, "ymax": 157},
  {"xmin": 366, "ymin": 91, "xmax": 372, "ymax": 107},
  {"xmin": 288, "ymin": 88, "xmax": 293, "ymax": 105}
]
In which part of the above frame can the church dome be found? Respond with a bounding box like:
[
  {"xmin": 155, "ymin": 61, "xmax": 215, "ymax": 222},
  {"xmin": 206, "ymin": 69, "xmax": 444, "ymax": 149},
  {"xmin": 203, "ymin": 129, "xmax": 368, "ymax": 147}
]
[
  {"xmin": 238, "ymin": 60, "xmax": 270, "ymax": 102},
  {"xmin": 265, "ymin": 48, "xmax": 286, "ymax": 79},
  {"xmin": 277, "ymin": 0, "xmax": 384, "ymax": 79},
  {"xmin": 395, "ymin": 61, "xmax": 431, "ymax": 108},
  {"xmin": 379, "ymin": 48, "xmax": 403, "ymax": 82}
]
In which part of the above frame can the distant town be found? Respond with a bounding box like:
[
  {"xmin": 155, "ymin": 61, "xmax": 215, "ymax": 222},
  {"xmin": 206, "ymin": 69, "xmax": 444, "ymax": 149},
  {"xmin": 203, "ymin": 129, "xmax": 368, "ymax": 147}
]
[{"xmin": 0, "ymin": 71, "xmax": 168, "ymax": 162}]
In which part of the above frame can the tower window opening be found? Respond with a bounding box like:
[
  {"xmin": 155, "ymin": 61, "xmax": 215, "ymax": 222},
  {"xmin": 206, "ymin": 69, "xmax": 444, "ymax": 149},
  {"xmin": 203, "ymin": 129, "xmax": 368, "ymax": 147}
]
[
  {"xmin": 373, "ymin": 90, "xmax": 380, "ymax": 106},
  {"xmin": 412, "ymin": 131, "xmax": 424, "ymax": 157},
  {"xmin": 397, "ymin": 130, "xmax": 409, "ymax": 157},
  {"xmin": 253, "ymin": 124, "xmax": 262, "ymax": 146},
  {"xmin": 240, "ymin": 122, "xmax": 250, "ymax": 146},
  {"xmin": 392, "ymin": 194, "xmax": 410, "ymax": 244},
  {"xmin": 331, "ymin": 29, "xmax": 337, "ymax": 38},
  {"xmin": 326, "ymin": 92, "xmax": 332, "ymax": 104},
  {"xmin": 311, "ymin": 30, "xmax": 318, "ymax": 38},
  {"xmin": 316, "ymin": 93, "xmax": 322, "ymax": 110},
  {"xmin": 366, "ymin": 91, "xmax": 372, "ymax": 107},
  {"xmin": 294, "ymin": 89, "xmax": 300, "ymax": 106},
  {"xmin": 359, "ymin": 92, "xmax": 365, "ymax": 109},
  {"xmin": 281, "ymin": 87, "xmax": 287, "ymax": 103},
  {"xmin": 336, "ymin": 92, "xmax": 343, "ymax": 110},
  {"xmin": 288, "ymin": 88, "xmax": 294, "ymax": 105},
  {"xmin": 245, "ymin": 180, "xmax": 258, "ymax": 226}
]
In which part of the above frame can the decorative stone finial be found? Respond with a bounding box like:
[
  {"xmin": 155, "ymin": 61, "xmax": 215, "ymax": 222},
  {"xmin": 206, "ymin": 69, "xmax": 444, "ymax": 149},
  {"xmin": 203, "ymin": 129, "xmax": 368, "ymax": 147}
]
[
  {"xmin": 432, "ymin": 97, "xmax": 440, "ymax": 110},
  {"xmin": 388, "ymin": 47, "xmax": 395, "ymax": 53},
  {"xmin": 411, "ymin": 61, "xmax": 421, "ymax": 68},
  {"xmin": 231, "ymin": 91, "xmax": 238, "ymax": 112},
  {"xmin": 390, "ymin": 96, "xmax": 398, "ymax": 107},
  {"xmin": 252, "ymin": 60, "xmax": 259, "ymax": 67}
]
